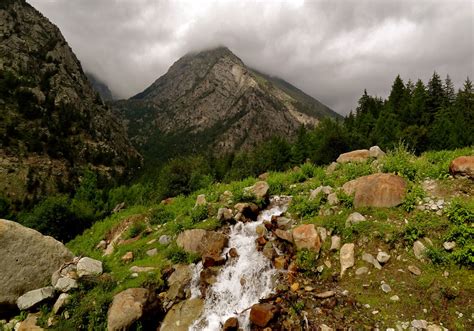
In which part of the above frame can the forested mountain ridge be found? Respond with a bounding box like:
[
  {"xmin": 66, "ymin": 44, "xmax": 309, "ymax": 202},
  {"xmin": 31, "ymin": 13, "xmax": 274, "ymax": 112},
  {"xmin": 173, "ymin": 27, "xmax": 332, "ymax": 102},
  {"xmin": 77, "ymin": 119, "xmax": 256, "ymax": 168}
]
[
  {"xmin": 113, "ymin": 47, "xmax": 340, "ymax": 163},
  {"xmin": 0, "ymin": 0, "xmax": 141, "ymax": 210}
]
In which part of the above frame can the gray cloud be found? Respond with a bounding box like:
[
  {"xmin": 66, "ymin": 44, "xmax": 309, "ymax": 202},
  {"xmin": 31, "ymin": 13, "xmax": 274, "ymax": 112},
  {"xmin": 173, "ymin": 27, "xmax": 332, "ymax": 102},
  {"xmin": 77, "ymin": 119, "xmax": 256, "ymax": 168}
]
[{"xmin": 28, "ymin": 0, "xmax": 473, "ymax": 114}]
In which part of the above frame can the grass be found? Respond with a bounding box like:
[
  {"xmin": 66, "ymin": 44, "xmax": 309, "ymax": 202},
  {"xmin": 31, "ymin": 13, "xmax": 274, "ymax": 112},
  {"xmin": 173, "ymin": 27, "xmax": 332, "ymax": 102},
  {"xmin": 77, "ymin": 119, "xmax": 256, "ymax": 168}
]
[{"xmin": 53, "ymin": 146, "xmax": 474, "ymax": 329}]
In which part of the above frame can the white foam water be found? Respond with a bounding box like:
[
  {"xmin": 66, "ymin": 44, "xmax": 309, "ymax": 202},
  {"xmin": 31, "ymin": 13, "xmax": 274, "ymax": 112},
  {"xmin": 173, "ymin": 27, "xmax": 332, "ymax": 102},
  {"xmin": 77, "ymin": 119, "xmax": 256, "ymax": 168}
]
[{"xmin": 190, "ymin": 196, "xmax": 289, "ymax": 331}]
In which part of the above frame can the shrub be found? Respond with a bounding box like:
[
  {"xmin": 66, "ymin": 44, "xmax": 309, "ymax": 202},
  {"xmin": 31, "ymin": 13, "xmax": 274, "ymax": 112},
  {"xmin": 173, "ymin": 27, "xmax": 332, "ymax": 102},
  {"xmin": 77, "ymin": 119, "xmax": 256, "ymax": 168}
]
[
  {"xmin": 295, "ymin": 249, "xmax": 319, "ymax": 273},
  {"xmin": 403, "ymin": 224, "xmax": 424, "ymax": 246},
  {"xmin": 426, "ymin": 247, "xmax": 449, "ymax": 265},
  {"xmin": 125, "ymin": 221, "xmax": 146, "ymax": 239},
  {"xmin": 164, "ymin": 244, "xmax": 199, "ymax": 264},
  {"xmin": 446, "ymin": 199, "xmax": 474, "ymax": 225},
  {"xmin": 402, "ymin": 184, "xmax": 425, "ymax": 212},
  {"xmin": 149, "ymin": 205, "xmax": 175, "ymax": 225},
  {"xmin": 288, "ymin": 194, "xmax": 325, "ymax": 219},
  {"xmin": 382, "ymin": 144, "xmax": 418, "ymax": 180},
  {"xmin": 190, "ymin": 204, "xmax": 208, "ymax": 223},
  {"xmin": 452, "ymin": 245, "xmax": 474, "ymax": 267}
]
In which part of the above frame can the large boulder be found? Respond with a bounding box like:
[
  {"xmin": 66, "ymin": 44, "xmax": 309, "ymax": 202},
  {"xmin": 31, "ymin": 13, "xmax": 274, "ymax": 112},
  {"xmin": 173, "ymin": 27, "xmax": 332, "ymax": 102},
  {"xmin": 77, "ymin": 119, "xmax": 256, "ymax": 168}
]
[
  {"xmin": 77, "ymin": 257, "xmax": 103, "ymax": 277},
  {"xmin": 0, "ymin": 219, "xmax": 73, "ymax": 314},
  {"xmin": 166, "ymin": 265, "xmax": 192, "ymax": 301},
  {"xmin": 107, "ymin": 288, "xmax": 157, "ymax": 331},
  {"xmin": 336, "ymin": 149, "xmax": 369, "ymax": 163},
  {"xmin": 160, "ymin": 298, "xmax": 204, "ymax": 331},
  {"xmin": 340, "ymin": 243, "xmax": 355, "ymax": 276},
  {"xmin": 449, "ymin": 156, "xmax": 474, "ymax": 178},
  {"xmin": 292, "ymin": 224, "xmax": 321, "ymax": 252},
  {"xmin": 342, "ymin": 173, "xmax": 407, "ymax": 208},
  {"xmin": 244, "ymin": 181, "xmax": 270, "ymax": 200},
  {"xmin": 176, "ymin": 229, "xmax": 228, "ymax": 257}
]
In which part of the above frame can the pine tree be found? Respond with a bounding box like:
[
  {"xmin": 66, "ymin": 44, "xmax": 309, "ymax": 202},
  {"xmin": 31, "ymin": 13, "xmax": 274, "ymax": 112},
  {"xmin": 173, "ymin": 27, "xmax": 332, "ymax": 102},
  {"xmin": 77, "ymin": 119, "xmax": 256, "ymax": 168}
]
[
  {"xmin": 444, "ymin": 75, "xmax": 456, "ymax": 106},
  {"xmin": 425, "ymin": 71, "xmax": 445, "ymax": 124}
]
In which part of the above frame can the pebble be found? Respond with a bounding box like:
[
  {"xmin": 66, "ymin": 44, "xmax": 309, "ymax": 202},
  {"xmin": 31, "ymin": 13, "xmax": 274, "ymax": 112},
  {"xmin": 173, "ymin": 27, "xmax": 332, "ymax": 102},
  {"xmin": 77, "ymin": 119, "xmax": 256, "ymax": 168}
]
[
  {"xmin": 356, "ymin": 267, "xmax": 369, "ymax": 275},
  {"xmin": 330, "ymin": 235, "xmax": 341, "ymax": 251},
  {"xmin": 390, "ymin": 295, "xmax": 400, "ymax": 301},
  {"xmin": 290, "ymin": 283, "xmax": 299, "ymax": 292},
  {"xmin": 443, "ymin": 241, "xmax": 456, "ymax": 251},
  {"xmin": 411, "ymin": 320, "xmax": 428, "ymax": 329},
  {"xmin": 315, "ymin": 290, "xmax": 335, "ymax": 298},
  {"xmin": 304, "ymin": 286, "xmax": 314, "ymax": 292},
  {"xmin": 408, "ymin": 265, "xmax": 422, "ymax": 276},
  {"xmin": 363, "ymin": 304, "xmax": 371, "ymax": 309},
  {"xmin": 377, "ymin": 251, "xmax": 391, "ymax": 264},
  {"xmin": 381, "ymin": 283, "xmax": 392, "ymax": 293}
]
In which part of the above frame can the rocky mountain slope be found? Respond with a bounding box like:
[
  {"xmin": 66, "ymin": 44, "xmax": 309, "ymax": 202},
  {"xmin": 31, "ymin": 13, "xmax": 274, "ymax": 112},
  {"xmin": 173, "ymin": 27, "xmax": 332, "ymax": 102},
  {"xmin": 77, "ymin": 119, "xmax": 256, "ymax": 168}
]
[
  {"xmin": 0, "ymin": 0, "xmax": 141, "ymax": 208},
  {"xmin": 86, "ymin": 72, "xmax": 114, "ymax": 101},
  {"xmin": 114, "ymin": 47, "xmax": 340, "ymax": 161}
]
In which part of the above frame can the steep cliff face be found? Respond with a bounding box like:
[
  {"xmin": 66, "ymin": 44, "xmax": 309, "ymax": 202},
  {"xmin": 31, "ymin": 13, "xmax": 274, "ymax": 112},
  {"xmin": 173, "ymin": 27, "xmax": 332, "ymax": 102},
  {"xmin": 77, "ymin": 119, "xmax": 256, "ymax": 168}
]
[
  {"xmin": 86, "ymin": 72, "xmax": 114, "ymax": 101},
  {"xmin": 114, "ymin": 47, "xmax": 340, "ymax": 162},
  {"xmin": 0, "ymin": 0, "xmax": 141, "ymax": 207}
]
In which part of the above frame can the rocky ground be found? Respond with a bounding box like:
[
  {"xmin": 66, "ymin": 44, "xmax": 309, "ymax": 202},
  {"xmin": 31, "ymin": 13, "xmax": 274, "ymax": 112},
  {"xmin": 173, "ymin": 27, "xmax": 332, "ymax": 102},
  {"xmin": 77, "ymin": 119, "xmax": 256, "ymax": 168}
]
[{"xmin": 0, "ymin": 147, "xmax": 472, "ymax": 330}]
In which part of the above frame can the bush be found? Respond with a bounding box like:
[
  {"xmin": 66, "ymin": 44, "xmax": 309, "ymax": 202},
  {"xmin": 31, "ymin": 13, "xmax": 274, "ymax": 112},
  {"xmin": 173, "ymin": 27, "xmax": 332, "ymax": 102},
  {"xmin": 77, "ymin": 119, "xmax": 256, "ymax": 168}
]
[
  {"xmin": 452, "ymin": 245, "xmax": 474, "ymax": 267},
  {"xmin": 382, "ymin": 144, "xmax": 418, "ymax": 180},
  {"xmin": 19, "ymin": 195, "xmax": 95, "ymax": 242},
  {"xmin": 295, "ymin": 249, "xmax": 319, "ymax": 273},
  {"xmin": 402, "ymin": 184, "xmax": 425, "ymax": 212},
  {"xmin": 190, "ymin": 204, "xmax": 208, "ymax": 223},
  {"xmin": 446, "ymin": 199, "xmax": 474, "ymax": 225},
  {"xmin": 288, "ymin": 194, "xmax": 325, "ymax": 219},
  {"xmin": 164, "ymin": 244, "xmax": 199, "ymax": 264},
  {"xmin": 149, "ymin": 205, "xmax": 175, "ymax": 225},
  {"xmin": 125, "ymin": 221, "xmax": 146, "ymax": 239}
]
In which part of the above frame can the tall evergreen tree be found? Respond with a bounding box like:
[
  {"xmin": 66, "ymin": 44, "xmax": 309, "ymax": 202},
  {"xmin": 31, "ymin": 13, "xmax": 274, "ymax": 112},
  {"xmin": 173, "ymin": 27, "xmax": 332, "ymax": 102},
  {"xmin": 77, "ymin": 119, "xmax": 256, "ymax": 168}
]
[{"xmin": 425, "ymin": 71, "xmax": 445, "ymax": 124}]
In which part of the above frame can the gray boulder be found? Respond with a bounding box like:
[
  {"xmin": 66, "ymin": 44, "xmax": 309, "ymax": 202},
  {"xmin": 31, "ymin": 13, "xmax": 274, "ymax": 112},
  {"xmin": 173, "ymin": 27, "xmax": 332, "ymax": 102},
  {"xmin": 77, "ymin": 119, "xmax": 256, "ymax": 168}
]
[
  {"xmin": 77, "ymin": 257, "xmax": 103, "ymax": 277},
  {"xmin": 0, "ymin": 219, "xmax": 73, "ymax": 312}
]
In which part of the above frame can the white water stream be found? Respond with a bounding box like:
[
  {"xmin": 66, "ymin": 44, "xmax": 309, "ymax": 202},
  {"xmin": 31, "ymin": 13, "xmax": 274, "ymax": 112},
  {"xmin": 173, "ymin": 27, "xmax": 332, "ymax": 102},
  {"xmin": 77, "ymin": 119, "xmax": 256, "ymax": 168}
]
[{"xmin": 190, "ymin": 196, "xmax": 289, "ymax": 331}]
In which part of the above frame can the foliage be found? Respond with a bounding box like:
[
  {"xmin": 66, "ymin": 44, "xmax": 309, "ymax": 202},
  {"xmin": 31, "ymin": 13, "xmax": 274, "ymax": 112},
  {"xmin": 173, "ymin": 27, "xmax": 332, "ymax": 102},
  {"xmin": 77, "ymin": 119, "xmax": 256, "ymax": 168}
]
[
  {"xmin": 125, "ymin": 221, "xmax": 146, "ymax": 239},
  {"xmin": 149, "ymin": 205, "xmax": 175, "ymax": 225},
  {"xmin": 446, "ymin": 198, "xmax": 474, "ymax": 225},
  {"xmin": 190, "ymin": 204, "xmax": 209, "ymax": 223},
  {"xmin": 164, "ymin": 244, "xmax": 199, "ymax": 264},
  {"xmin": 381, "ymin": 143, "xmax": 418, "ymax": 180},
  {"xmin": 288, "ymin": 194, "xmax": 325, "ymax": 219},
  {"xmin": 402, "ymin": 184, "xmax": 425, "ymax": 212},
  {"xmin": 295, "ymin": 248, "xmax": 319, "ymax": 273}
]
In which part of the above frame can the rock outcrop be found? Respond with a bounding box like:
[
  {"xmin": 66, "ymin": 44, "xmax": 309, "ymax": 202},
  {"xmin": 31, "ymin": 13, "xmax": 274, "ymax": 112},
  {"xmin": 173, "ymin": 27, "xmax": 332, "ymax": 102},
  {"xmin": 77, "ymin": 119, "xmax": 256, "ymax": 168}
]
[
  {"xmin": 343, "ymin": 173, "xmax": 407, "ymax": 208},
  {"xmin": 160, "ymin": 298, "xmax": 204, "ymax": 331},
  {"xmin": 292, "ymin": 224, "xmax": 321, "ymax": 252},
  {"xmin": 0, "ymin": 219, "xmax": 73, "ymax": 314},
  {"xmin": 107, "ymin": 288, "xmax": 150, "ymax": 331},
  {"xmin": 0, "ymin": 0, "xmax": 141, "ymax": 207}
]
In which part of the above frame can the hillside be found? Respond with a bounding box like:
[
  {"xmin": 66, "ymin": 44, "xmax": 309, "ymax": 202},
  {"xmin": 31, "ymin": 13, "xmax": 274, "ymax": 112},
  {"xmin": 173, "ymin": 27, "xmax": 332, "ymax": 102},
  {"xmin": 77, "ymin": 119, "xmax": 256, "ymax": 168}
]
[
  {"xmin": 86, "ymin": 72, "xmax": 114, "ymax": 101},
  {"xmin": 0, "ymin": 0, "xmax": 141, "ymax": 209},
  {"xmin": 113, "ymin": 47, "xmax": 340, "ymax": 162},
  {"xmin": 3, "ymin": 145, "xmax": 472, "ymax": 330}
]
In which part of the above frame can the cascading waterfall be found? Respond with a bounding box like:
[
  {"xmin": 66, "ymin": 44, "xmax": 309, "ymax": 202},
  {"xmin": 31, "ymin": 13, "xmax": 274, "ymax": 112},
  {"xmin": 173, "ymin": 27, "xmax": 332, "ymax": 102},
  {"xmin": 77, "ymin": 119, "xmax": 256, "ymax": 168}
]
[{"xmin": 190, "ymin": 196, "xmax": 289, "ymax": 331}]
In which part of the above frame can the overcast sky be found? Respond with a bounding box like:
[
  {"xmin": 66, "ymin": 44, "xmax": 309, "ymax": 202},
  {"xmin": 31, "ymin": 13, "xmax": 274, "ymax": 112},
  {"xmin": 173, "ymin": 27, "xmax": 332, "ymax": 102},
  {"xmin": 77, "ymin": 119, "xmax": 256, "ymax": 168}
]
[{"xmin": 28, "ymin": 0, "xmax": 473, "ymax": 115}]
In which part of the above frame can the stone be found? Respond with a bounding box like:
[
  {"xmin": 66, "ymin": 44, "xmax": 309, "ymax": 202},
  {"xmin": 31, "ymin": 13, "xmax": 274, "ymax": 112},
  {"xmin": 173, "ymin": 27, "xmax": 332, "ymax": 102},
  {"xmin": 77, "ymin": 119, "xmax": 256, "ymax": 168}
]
[
  {"xmin": 315, "ymin": 290, "xmax": 335, "ymax": 298},
  {"xmin": 129, "ymin": 266, "xmax": 155, "ymax": 273},
  {"xmin": 217, "ymin": 208, "xmax": 233, "ymax": 222},
  {"xmin": 245, "ymin": 181, "xmax": 270, "ymax": 200},
  {"xmin": 407, "ymin": 265, "xmax": 422, "ymax": 276},
  {"xmin": 159, "ymin": 235, "xmax": 171, "ymax": 245},
  {"xmin": 413, "ymin": 240, "xmax": 427, "ymax": 260},
  {"xmin": 228, "ymin": 248, "xmax": 239, "ymax": 258},
  {"xmin": 166, "ymin": 265, "xmax": 192, "ymax": 301},
  {"xmin": 146, "ymin": 248, "xmax": 158, "ymax": 257},
  {"xmin": 223, "ymin": 317, "xmax": 239, "ymax": 331},
  {"xmin": 290, "ymin": 283, "xmax": 299, "ymax": 292},
  {"xmin": 274, "ymin": 229, "xmax": 293, "ymax": 243},
  {"xmin": 258, "ymin": 172, "xmax": 269, "ymax": 180},
  {"xmin": 96, "ymin": 240, "xmax": 107, "ymax": 250},
  {"xmin": 17, "ymin": 287, "xmax": 55, "ymax": 310},
  {"xmin": 390, "ymin": 295, "xmax": 400, "ymax": 302},
  {"xmin": 195, "ymin": 194, "xmax": 207, "ymax": 206},
  {"xmin": 256, "ymin": 224, "xmax": 266, "ymax": 236},
  {"xmin": 381, "ymin": 283, "xmax": 392, "ymax": 293},
  {"xmin": 342, "ymin": 173, "xmax": 407, "ymax": 208},
  {"xmin": 319, "ymin": 324, "xmax": 334, "ymax": 331},
  {"xmin": 443, "ymin": 241, "xmax": 456, "ymax": 251},
  {"xmin": 327, "ymin": 193, "xmax": 339, "ymax": 206},
  {"xmin": 249, "ymin": 303, "xmax": 278, "ymax": 327},
  {"xmin": 336, "ymin": 149, "xmax": 370, "ymax": 163},
  {"xmin": 340, "ymin": 243, "xmax": 355, "ymax": 276},
  {"xmin": 376, "ymin": 251, "xmax": 391, "ymax": 264},
  {"xmin": 274, "ymin": 216, "xmax": 294, "ymax": 230},
  {"xmin": 17, "ymin": 314, "xmax": 43, "ymax": 331},
  {"xmin": 426, "ymin": 324, "xmax": 444, "ymax": 331},
  {"xmin": 107, "ymin": 288, "xmax": 156, "ymax": 331},
  {"xmin": 274, "ymin": 256, "xmax": 287, "ymax": 269},
  {"xmin": 52, "ymin": 293, "xmax": 70, "ymax": 314},
  {"xmin": 330, "ymin": 235, "xmax": 341, "ymax": 251},
  {"xmin": 362, "ymin": 253, "xmax": 382, "ymax": 270},
  {"xmin": 449, "ymin": 156, "xmax": 474, "ymax": 178},
  {"xmin": 292, "ymin": 224, "xmax": 321, "ymax": 252},
  {"xmin": 369, "ymin": 146, "xmax": 386, "ymax": 158},
  {"xmin": 345, "ymin": 212, "xmax": 366, "ymax": 227},
  {"xmin": 355, "ymin": 267, "xmax": 369, "ymax": 275},
  {"xmin": 0, "ymin": 219, "xmax": 73, "ymax": 312},
  {"xmin": 309, "ymin": 186, "xmax": 333, "ymax": 200},
  {"xmin": 77, "ymin": 257, "xmax": 103, "ymax": 277},
  {"xmin": 176, "ymin": 229, "xmax": 228, "ymax": 257},
  {"xmin": 121, "ymin": 251, "xmax": 134, "ymax": 263},
  {"xmin": 411, "ymin": 319, "xmax": 428, "ymax": 329},
  {"xmin": 234, "ymin": 203, "xmax": 259, "ymax": 222},
  {"xmin": 54, "ymin": 277, "xmax": 78, "ymax": 293},
  {"xmin": 317, "ymin": 227, "xmax": 328, "ymax": 242},
  {"xmin": 326, "ymin": 162, "xmax": 338, "ymax": 173},
  {"xmin": 160, "ymin": 298, "xmax": 204, "ymax": 331},
  {"xmin": 202, "ymin": 255, "xmax": 226, "ymax": 268}
]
